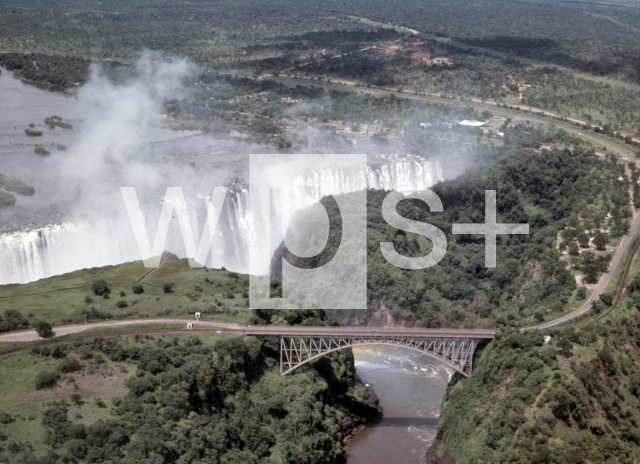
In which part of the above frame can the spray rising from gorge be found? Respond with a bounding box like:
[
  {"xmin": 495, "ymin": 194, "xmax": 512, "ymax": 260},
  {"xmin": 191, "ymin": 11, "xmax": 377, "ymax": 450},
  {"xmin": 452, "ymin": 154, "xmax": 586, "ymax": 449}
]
[{"xmin": 0, "ymin": 56, "xmax": 449, "ymax": 285}]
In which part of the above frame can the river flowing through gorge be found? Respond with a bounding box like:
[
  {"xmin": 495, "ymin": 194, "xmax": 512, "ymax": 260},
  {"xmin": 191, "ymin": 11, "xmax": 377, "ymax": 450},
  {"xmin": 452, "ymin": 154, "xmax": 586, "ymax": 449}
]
[{"xmin": 349, "ymin": 347, "xmax": 453, "ymax": 464}]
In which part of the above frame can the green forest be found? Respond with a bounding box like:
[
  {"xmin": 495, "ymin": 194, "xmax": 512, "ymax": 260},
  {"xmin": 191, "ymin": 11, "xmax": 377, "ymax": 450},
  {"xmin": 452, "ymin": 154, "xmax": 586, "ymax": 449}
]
[
  {"xmin": 0, "ymin": 310, "xmax": 381, "ymax": 464},
  {"xmin": 430, "ymin": 308, "xmax": 640, "ymax": 463}
]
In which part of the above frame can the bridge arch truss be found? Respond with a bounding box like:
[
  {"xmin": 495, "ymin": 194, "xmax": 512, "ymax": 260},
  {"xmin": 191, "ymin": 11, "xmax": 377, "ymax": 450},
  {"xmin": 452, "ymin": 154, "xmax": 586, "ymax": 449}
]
[{"xmin": 279, "ymin": 336, "xmax": 478, "ymax": 377}]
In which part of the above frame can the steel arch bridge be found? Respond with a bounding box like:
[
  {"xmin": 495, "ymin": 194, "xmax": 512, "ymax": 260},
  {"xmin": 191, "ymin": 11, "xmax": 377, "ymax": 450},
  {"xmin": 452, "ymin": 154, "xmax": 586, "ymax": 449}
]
[{"xmin": 246, "ymin": 327, "xmax": 495, "ymax": 377}]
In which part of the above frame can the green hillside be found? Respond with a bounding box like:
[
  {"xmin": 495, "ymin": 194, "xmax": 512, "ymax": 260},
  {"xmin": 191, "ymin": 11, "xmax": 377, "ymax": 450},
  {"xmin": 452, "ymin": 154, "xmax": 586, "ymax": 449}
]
[
  {"xmin": 430, "ymin": 305, "xmax": 640, "ymax": 463},
  {"xmin": 0, "ymin": 254, "xmax": 252, "ymax": 332}
]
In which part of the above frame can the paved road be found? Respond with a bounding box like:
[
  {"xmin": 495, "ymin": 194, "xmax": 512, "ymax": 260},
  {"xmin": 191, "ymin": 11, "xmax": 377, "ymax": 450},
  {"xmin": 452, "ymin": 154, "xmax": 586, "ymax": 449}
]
[
  {"xmin": 0, "ymin": 321, "xmax": 495, "ymax": 343},
  {"xmin": 0, "ymin": 319, "xmax": 243, "ymax": 342},
  {"xmin": 525, "ymin": 210, "xmax": 640, "ymax": 329},
  {"xmin": 246, "ymin": 326, "xmax": 495, "ymax": 338}
]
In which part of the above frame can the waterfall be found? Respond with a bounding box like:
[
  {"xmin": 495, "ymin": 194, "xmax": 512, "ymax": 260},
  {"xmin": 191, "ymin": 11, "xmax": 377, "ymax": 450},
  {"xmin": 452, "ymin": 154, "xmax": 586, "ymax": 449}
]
[
  {"xmin": 0, "ymin": 221, "xmax": 140, "ymax": 285},
  {"xmin": 0, "ymin": 155, "xmax": 443, "ymax": 284}
]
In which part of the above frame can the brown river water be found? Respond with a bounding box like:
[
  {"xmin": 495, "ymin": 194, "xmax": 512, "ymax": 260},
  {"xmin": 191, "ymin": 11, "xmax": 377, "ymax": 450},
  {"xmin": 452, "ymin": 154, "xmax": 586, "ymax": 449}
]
[{"xmin": 349, "ymin": 346, "xmax": 452, "ymax": 464}]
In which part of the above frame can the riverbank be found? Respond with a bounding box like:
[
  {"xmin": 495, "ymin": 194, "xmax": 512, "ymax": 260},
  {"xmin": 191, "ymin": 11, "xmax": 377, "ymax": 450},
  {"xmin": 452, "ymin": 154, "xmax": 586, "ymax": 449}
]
[{"xmin": 341, "ymin": 387, "xmax": 384, "ymax": 461}]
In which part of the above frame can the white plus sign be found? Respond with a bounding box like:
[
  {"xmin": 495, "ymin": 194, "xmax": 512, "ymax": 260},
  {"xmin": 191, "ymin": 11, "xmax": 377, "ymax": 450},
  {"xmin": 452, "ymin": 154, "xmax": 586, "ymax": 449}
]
[{"xmin": 452, "ymin": 190, "xmax": 529, "ymax": 268}]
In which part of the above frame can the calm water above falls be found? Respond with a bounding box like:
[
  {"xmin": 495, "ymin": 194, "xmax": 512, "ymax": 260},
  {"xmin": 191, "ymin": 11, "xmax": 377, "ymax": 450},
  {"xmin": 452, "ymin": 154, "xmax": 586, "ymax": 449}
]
[{"xmin": 349, "ymin": 346, "xmax": 453, "ymax": 464}]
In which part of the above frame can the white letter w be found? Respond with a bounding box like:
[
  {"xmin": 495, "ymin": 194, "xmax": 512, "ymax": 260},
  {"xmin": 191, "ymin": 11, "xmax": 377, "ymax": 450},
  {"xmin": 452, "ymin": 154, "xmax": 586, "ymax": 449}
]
[{"xmin": 120, "ymin": 187, "xmax": 227, "ymax": 268}]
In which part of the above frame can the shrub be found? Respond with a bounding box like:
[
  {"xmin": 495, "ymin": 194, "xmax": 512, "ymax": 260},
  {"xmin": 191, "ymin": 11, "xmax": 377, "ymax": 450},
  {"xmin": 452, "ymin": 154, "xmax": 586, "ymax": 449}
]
[
  {"xmin": 116, "ymin": 300, "xmax": 128, "ymax": 308},
  {"xmin": 227, "ymin": 292, "xmax": 236, "ymax": 299},
  {"xmin": 577, "ymin": 233, "xmax": 590, "ymax": 248},
  {"xmin": 58, "ymin": 358, "xmax": 82, "ymax": 373},
  {"xmin": 84, "ymin": 307, "xmax": 112, "ymax": 320},
  {"xmin": 0, "ymin": 412, "xmax": 13, "ymax": 424},
  {"xmin": 132, "ymin": 284, "xmax": 144, "ymax": 294},
  {"xmin": 600, "ymin": 292, "xmax": 614, "ymax": 306},
  {"xmin": 576, "ymin": 286, "xmax": 587, "ymax": 300},
  {"xmin": 35, "ymin": 321, "xmax": 53, "ymax": 338},
  {"xmin": 70, "ymin": 393, "xmax": 82, "ymax": 405},
  {"xmin": 84, "ymin": 296, "xmax": 92, "ymax": 303},
  {"xmin": 34, "ymin": 146, "xmax": 50, "ymax": 155},
  {"xmin": 91, "ymin": 280, "xmax": 111, "ymax": 296},
  {"xmin": 35, "ymin": 371, "xmax": 61, "ymax": 390},
  {"xmin": 0, "ymin": 309, "xmax": 28, "ymax": 332},
  {"xmin": 163, "ymin": 283, "xmax": 173, "ymax": 293},
  {"xmin": 537, "ymin": 408, "xmax": 556, "ymax": 427},
  {"xmin": 119, "ymin": 290, "xmax": 126, "ymax": 297},
  {"xmin": 65, "ymin": 439, "xmax": 87, "ymax": 459},
  {"xmin": 7, "ymin": 441, "xmax": 22, "ymax": 453},
  {"xmin": 556, "ymin": 338, "xmax": 574, "ymax": 357},
  {"xmin": 67, "ymin": 424, "xmax": 86, "ymax": 440}
]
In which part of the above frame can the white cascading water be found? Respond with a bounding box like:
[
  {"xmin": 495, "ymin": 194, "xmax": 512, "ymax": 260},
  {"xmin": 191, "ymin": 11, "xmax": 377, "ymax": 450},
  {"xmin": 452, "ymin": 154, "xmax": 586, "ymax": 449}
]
[
  {"xmin": 0, "ymin": 155, "xmax": 443, "ymax": 284},
  {"xmin": 219, "ymin": 154, "xmax": 444, "ymax": 275}
]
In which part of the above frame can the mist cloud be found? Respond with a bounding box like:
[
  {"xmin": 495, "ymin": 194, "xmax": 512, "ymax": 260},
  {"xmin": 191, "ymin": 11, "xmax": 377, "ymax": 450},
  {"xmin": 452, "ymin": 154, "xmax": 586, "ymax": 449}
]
[{"xmin": 54, "ymin": 50, "xmax": 196, "ymax": 215}]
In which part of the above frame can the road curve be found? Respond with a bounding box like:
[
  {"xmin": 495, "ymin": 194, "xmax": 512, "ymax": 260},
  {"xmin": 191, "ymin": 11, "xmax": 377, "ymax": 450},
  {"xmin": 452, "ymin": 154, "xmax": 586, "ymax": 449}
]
[
  {"xmin": 0, "ymin": 319, "xmax": 244, "ymax": 342},
  {"xmin": 520, "ymin": 122, "xmax": 640, "ymax": 329},
  {"xmin": 524, "ymin": 211, "xmax": 640, "ymax": 330}
]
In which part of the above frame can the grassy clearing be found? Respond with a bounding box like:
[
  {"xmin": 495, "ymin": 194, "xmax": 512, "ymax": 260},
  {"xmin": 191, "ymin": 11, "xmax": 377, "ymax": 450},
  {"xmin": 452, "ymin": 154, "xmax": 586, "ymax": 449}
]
[
  {"xmin": 0, "ymin": 323, "xmax": 193, "ymax": 355},
  {"xmin": 0, "ymin": 256, "xmax": 252, "ymax": 330},
  {"xmin": 0, "ymin": 331, "xmax": 230, "ymax": 458}
]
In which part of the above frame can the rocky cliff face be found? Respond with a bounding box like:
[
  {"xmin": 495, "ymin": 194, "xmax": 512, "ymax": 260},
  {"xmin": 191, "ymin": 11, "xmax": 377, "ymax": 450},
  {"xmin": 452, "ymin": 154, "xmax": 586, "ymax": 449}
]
[
  {"xmin": 341, "ymin": 388, "xmax": 384, "ymax": 461},
  {"xmin": 424, "ymin": 319, "xmax": 640, "ymax": 464},
  {"xmin": 425, "ymin": 442, "xmax": 456, "ymax": 464},
  {"xmin": 347, "ymin": 297, "xmax": 405, "ymax": 327}
]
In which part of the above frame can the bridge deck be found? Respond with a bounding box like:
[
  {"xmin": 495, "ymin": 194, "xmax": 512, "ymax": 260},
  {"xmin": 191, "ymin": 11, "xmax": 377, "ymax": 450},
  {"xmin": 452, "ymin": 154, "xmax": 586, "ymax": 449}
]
[{"xmin": 245, "ymin": 326, "xmax": 495, "ymax": 339}]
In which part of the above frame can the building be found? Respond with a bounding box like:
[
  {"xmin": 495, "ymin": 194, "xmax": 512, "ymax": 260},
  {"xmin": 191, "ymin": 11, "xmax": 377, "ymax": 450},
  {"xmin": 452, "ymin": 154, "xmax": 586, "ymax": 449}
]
[
  {"xmin": 458, "ymin": 120, "xmax": 487, "ymax": 127},
  {"xmin": 483, "ymin": 128, "xmax": 505, "ymax": 138}
]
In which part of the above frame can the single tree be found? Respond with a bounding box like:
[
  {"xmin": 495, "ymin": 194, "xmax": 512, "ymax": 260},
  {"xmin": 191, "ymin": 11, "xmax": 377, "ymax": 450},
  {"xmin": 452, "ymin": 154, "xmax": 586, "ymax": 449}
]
[
  {"xmin": 577, "ymin": 233, "xmax": 590, "ymax": 248},
  {"xmin": 91, "ymin": 279, "xmax": 111, "ymax": 296},
  {"xmin": 593, "ymin": 233, "xmax": 608, "ymax": 251},
  {"xmin": 35, "ymin": 321, "xmax": 53, "ymax": 338},
  {"xmin": 556, "ymin": 338, "xmax": 573, "ymax": 357}
]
